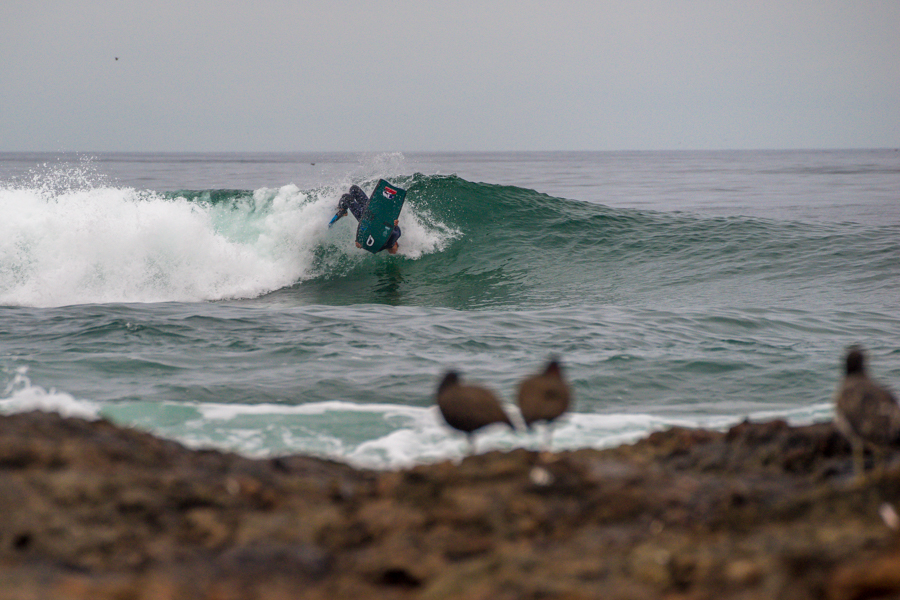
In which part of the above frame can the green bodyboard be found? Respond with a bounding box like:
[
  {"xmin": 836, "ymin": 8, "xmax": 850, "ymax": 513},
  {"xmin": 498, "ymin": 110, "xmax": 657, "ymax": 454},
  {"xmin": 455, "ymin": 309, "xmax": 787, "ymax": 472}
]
[{"xmin": 356, "ymin": 179, "xmax": 406, "ymax": 254}]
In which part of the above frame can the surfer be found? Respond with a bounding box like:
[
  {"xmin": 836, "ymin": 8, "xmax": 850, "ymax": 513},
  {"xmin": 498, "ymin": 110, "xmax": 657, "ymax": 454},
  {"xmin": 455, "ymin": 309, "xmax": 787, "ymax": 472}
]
[{"xmin": 334, "ymin": 184, "xmax": 402, "ymax": 254}]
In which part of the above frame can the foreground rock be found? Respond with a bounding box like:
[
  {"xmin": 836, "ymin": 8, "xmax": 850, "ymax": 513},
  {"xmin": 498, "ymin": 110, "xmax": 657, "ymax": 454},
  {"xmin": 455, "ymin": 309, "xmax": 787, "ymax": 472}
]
[{"xmin": 1, "ymin": 412, "xmax": 900, "ymax": 600}]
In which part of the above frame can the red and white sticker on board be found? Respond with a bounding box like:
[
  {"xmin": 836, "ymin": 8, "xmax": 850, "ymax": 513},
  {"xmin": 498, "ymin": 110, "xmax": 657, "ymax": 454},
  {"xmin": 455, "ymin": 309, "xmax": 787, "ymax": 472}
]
[{"xmin": 382, "ymin": 186, "xmax": 397, "ymax": 200}]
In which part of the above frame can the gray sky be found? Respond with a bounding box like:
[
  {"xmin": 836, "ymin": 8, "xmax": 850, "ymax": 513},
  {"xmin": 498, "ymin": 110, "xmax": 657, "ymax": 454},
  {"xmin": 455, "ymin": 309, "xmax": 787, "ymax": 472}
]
[{"xmin": 2, "ymin": 1, "xmax": 898, "ymax": 152}]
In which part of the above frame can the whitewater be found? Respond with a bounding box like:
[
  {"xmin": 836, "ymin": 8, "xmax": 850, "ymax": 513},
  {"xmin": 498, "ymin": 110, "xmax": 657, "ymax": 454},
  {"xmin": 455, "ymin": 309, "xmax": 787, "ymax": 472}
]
[{"xmin": 1, "ymin": 150, "xmax": 898, "ymax": 469}]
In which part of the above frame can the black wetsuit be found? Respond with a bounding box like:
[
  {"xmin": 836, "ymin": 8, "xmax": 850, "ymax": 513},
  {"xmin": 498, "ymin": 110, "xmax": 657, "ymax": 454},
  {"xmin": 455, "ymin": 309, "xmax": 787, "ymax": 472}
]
[
  {"xmin": 383, "ymin": 224, "xmax": 402, "ymax": 250},
  {"xmin": 338, "ymin": 185, "xmax": 370, "ymax": 221},
  {"xmin": 338, "ymin": 185, "xmax": 402, "ymax": 251}
]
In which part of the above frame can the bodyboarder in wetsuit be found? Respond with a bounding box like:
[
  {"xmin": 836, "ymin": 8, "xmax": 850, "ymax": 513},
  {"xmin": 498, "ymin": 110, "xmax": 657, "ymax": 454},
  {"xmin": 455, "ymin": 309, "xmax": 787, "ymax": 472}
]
[{"xmin": 335, "ymin": 184, "xmax": 402, "ymax": 254}]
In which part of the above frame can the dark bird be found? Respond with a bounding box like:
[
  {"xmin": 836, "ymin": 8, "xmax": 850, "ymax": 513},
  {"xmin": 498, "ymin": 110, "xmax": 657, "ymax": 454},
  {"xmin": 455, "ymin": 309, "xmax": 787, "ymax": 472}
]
[
  {"xmin": 833, "ymin": 346, "xmax": 900, "ymax": 481},
  {"xmin": 436, "ymin": 371, "xmax": 513, "ymax": 454},
  {"xmin": 517, "ymin": 359, "xmax": 571, "ymax": 452}
]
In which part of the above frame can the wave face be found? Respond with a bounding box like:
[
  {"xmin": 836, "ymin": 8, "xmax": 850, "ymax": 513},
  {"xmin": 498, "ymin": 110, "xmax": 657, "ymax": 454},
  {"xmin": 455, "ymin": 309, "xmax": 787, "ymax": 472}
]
[{"xmin": 2, "ymin": 171, "xmax": 899, "ymax": 313}]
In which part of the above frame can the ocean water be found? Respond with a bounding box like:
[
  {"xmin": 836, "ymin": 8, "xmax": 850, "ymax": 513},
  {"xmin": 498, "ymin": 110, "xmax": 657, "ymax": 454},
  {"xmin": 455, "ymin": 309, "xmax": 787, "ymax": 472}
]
[{"xmin": 1, "ymin": 150, "xmax": 898, "ymax": 469}]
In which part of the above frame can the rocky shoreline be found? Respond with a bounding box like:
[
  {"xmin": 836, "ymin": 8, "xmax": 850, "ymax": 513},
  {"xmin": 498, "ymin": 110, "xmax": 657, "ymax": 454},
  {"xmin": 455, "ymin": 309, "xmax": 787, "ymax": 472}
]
[{"xmin": 2, "ymin": 411, "xmax": 900, "ymax": 599}]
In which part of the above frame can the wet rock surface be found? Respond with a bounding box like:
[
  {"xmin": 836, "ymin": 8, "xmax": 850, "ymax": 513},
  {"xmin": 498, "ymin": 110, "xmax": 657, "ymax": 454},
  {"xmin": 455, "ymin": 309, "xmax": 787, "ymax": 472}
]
[{"xmin": 2, "ymin": 411, "xmax": 900, "ymax": 599}]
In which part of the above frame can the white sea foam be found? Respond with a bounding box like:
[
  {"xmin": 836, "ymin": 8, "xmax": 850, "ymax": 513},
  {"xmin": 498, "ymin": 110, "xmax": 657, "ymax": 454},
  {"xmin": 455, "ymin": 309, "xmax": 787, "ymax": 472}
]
[
  {"xmin": 0, "ymin": 372, "xmax": 835, "ymax": 469},
  {"xmin": 89, "ymin": 398, "xmax": 835, "ymax": 470},
  {"xmin": 0, "ymin": 172, "xmax": 456, "ymax": 307},
  {"xmin": 0, "ymin": 183, "xmax": 308, "ymax": 306},
  {"xmin": 0, "ymin": 367, "xmax": 100, "ymax": 420},
  {"xmin": 0, "ymin": 365, "xmax": 835, "ymax": 471}
]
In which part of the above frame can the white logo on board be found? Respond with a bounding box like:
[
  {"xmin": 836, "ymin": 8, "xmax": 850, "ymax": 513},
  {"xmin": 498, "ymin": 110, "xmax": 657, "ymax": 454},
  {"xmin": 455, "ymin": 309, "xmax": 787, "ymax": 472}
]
[{"xmin": 366, "ymin": 235, "xmax": 375, "ymax": 247}]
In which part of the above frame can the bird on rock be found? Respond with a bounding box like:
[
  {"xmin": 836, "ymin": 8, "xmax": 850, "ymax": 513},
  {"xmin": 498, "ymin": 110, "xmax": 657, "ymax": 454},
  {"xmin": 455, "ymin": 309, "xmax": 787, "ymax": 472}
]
[
  {"xmin": 517, "ymin": 359, "xmax": 571, "ymax": 452},
  {"xmin": 833, "ymin": 346, "xmax": 900, "ymax": 482},
  {"xmin": 436, "ymin": 371, "xmax": 514, "ymax": 454}
]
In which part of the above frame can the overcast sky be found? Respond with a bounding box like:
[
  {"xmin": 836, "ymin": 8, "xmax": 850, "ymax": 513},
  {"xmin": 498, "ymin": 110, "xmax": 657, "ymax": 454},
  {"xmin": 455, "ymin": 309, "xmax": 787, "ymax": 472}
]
[{"xmin": 2, "ymin": 1, "xmax": 898, "ymax": 152}]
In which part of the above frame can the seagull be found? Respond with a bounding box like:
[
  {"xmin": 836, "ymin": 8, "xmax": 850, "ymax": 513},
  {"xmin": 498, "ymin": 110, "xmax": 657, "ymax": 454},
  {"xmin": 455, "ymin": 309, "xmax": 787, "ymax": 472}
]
[
  {"xmin": 436, "ymin": 371, "xmax": 513, "ymax": 454},
  {"xmin": 833, "ymin": 346, "xmax": 900, "ymax": 481},
  {"xmin": 517, "ymin": 359, "xmax": 571, "ymax": 452}
]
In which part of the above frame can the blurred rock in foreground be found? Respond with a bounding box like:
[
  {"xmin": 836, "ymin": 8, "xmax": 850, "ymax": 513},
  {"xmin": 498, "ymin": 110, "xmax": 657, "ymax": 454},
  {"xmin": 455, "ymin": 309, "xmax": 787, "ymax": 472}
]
[{"xmin": 2, "ymin": 411, "xmax": 900, "ymax": 600}]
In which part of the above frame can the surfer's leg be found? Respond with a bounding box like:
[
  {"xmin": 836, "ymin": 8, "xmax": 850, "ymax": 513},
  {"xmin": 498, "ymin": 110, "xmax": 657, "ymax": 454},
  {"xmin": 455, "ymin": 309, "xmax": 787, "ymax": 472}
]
[
  {"xmin": 347, "ymin": 185, "xmax": 367, "ymax": 200},
  {"xmin": 346, "ymin": 185, "xmax": 369, "ymax": 220},
  {"xmin": 337, "ymin": 185, "xmax": 369, "ymax": 220},
  {"xmin": 337, "ymin": 194, "xmax": 350, "ymax": 216}
]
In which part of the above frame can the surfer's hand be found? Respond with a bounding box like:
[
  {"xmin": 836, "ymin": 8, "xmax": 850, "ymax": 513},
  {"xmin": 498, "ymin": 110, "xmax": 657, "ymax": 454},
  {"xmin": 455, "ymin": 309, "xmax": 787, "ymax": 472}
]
[{"xmin": 355, "ymin": 241, "xmax": 362, "ymax": 248}]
